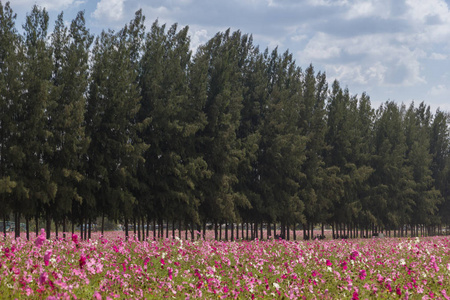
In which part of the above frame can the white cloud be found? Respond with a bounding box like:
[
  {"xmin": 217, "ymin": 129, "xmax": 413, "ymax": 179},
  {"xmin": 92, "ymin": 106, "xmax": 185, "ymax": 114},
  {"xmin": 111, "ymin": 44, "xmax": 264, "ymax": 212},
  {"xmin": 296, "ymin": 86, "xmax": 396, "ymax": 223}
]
[
  {"xmin": 429, "ymin": 53, "xmax": 447, "ymax": 60},
  {"xmin": 92, "ymin": 0, "xmax": 125, "ymax": 22},
  {"xmin": 11, "ymin": 0, "xmax": 84, "ymax": 11},
  {"xmin": 429, "ymin": 84, "xmax": 449, "ymax": 96},
  {"xmin": 291, "ymin": 34, "xmax": 307, "ymax": 42},
  {"xmin": 190, "ymin": 29, "xmax": 208, "ymax": 52},
  {"xmin": 345, "ymin": 1, "xmax": 378, "ymax": 19}
]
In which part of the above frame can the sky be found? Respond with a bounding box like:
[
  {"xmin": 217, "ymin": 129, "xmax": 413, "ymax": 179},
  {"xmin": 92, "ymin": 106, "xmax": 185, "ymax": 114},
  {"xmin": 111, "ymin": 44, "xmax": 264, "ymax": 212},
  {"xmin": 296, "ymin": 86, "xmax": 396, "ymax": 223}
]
[{"xmin": 8, "ymin": 0, "xmax": 450, "ymax": 113}]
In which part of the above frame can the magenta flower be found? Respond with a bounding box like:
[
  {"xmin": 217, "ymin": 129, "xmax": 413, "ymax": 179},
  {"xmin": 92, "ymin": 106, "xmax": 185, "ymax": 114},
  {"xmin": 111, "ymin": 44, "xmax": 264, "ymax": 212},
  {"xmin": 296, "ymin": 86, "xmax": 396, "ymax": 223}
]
[
  {"xmin": 93, "ymin": 291, "xmax": 102, "ymax": 300},
  {"xmin": 359, "ymin": 269, "xmax": 367, "ymax": 280},
  {"xmin": 3, "ymin": 247, "xmax": 10, "ymax": 258},
  {"xmin": 72, "ymin": 234, "xmax": 79, "ymax": 244},
  {"xmin": 35, "ymin": 228, "xmax": 46, "ymax": 248},
  {"xmin": 39, "ymin": 272, "xmax": 48, "ymax": 285},
  {"xmin": 350, "ymin": 250, "xmax": 359, "ymax": 260},
  {"xmin": 79, "ymin": 254, "xmax": 87, "ymax": 269},
  {"xmin": 168, "ymin": 267, "xmax": 173, "ymax": 280},
  {"xmin": 341, "ymin": 260, "xmax": 348, "ymax": 270},
  {"xmin": 44, "ymin": 250, "xmax": 52, "ymax": 266},
  {"xmin": 326, "ymin": 259, "xmax": 332, "ymax": 266},
  {"xmin": 352, "ymin": 291, "xmax": 359, "ymax": 300}
]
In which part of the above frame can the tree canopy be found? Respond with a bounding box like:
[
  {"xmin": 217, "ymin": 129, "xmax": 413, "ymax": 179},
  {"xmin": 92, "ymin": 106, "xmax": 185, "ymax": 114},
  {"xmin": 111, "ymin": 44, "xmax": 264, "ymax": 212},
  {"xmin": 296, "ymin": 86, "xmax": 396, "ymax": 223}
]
[{"xmin": 1, "ymin": 2, "xmax": 450, "ymax": 239}]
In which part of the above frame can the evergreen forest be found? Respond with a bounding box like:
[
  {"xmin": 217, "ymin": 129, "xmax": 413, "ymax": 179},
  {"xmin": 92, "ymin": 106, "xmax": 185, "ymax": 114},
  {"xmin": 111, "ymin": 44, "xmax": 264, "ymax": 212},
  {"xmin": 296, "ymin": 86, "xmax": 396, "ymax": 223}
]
[{"xmin": 1, "ymin": 2, "xmax": 450, "ymax": 240}]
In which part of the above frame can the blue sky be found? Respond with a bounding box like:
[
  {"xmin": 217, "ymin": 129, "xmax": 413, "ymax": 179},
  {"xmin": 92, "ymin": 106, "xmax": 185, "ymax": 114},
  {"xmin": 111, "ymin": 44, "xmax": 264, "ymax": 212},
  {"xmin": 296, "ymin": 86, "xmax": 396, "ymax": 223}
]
[{"xmin": 9, "ymin": 0, "xmax": 450, "ymax": 112}]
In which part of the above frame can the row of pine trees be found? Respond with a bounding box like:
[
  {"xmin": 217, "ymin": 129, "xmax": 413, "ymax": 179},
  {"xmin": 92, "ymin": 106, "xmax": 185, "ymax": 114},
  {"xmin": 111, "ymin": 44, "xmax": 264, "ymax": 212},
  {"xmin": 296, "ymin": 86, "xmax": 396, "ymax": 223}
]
[{"xmin": 1, "ymin": 2, "xmax": 450, "ymax": 240}]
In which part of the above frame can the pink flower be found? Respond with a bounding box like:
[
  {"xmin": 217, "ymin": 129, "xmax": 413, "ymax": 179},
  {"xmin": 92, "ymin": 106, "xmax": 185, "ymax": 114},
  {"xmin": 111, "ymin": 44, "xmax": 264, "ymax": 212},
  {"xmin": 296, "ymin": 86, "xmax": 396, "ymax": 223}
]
[
  {"xmin": 326, "ymin": 259, "xmax": 332, "ymax": 266},
  {"xmin": 93, "ymin": 291, "xmax": 102, "ymax": 300},
  {"xmin": 442, "ymin": 289, "xmax": 450, "ymax": 300},
  {"xmin": 72, "ymin": 234, "xmax": 79, "ymax": 244},
  {"xmin": 44, "ymin": 250, "xmax": 52, "ymax": 266},
  {"xmin": 352, "ymin": 291, "xmax": 359, "ymax": 300},
  {"xmin": 3, "ymin": 247, "xmax": 10, "ymax": 258},
  {"xmin": 396, "ymin": 287, "xmax": 402, "ymax": 296},
  {"xmin": 79, "ymin": 254, "xmax": 87, "ymax": 269},
  {"xmin": 341, "ymin": 260, "xmax": 348, "ymax": 270},
  {"xmin": 359, "ymin": 269, "xmax": 367, "ymax": 280},
  {"xmin": 39, "ymin": 272, "xmax": 48, "ymax": 285},
  {"xmin": 35, "ymin": 229, "xmax": 46, "ymax": 248},
  {"xmin": 350, "ymin": 251, "xmax": 359, "ymax": 260}
]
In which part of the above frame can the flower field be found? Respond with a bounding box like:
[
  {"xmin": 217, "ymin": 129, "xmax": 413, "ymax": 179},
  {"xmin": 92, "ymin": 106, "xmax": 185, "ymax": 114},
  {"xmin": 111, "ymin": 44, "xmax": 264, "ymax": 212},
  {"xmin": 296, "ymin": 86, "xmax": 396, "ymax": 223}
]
[{"xmin": 1, "ymin": 231, "xmax": 450, "ymax": 299}]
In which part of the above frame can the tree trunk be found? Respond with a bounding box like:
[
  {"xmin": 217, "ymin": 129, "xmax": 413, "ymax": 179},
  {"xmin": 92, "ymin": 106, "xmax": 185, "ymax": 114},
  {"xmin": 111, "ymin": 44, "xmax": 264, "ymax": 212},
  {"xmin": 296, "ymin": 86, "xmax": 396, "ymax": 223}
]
[
  {"xmin": 55, "ymin": 219, "xmax": 59, "ymax": 240},
  {"xmin": 26, "ymin": 217, "xmax": 29, "ymax": 241},
  {"xmin": 2, "ymin": 217, "xmax": 6, "ymax": 237},
  {"xmin": 246, "ymin": 222, "xmax": 249, "ymax": 240},
  {"xmin": 124, "ymin": 218, "xmax": 129, "ymax": 241},
  {"xmin": 202, "ymin": 222, "xmax": 206, "ymax": 240},
  {"xmin": 260, "ymin": 221, "xmax": 263, "ymax": 240},
  {"xmin": 88, "ymin": 218, "xmax": 92, "ymax": 240},
  {"xmin": 230, "ymin": 222, "xmax": 234, "ymax": 241},
  {"xmin": 165, "ymin": 219, "xmax": 168, "ymax": 239},
  {"xmin": 214, "ymin": 222, "xmax": 218, "ymax": 240},
  {"xmin": 225, "ymin": 222, "xmax": 228, "ymax": 241},
  {"xmin": 172, "ymin": 219, "xmax": 176, "ymax": 239},
  {"xmin": 15, "ymin": 212, "xmax": 20, "ymax": 239},
  {"xmin": 137, "ymin": 217, "xmax": 141, "ymax": 241},
  {"xmin": 80, "ymin": 218, "xmax": 84, "ymax": 240},
  {"xmin": 62, "ymin": 218, "xmax": 66, "ymax": 240},
  {"xmin": 35, "ymin": 214, "xmax": 39, "ymax": 237},
  {"xmin": 46, "ymin": 214, "xmax": 51, "ymax": 239},
  {"xmin": 291, "ymin": 223, "xmax": 295, "ymax": 240},
  {"xmin": 146, "ymin": 217, "xmax": 149, "ymax": 239},
  {"xmin": 101, "ymin": 213, "xmax": 105, "ymax": 236}
]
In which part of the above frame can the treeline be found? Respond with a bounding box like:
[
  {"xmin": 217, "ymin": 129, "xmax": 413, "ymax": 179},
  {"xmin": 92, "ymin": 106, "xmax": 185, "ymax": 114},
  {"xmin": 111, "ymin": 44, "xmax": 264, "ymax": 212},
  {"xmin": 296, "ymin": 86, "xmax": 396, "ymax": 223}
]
[{"xmin": 1, "ymin": 2, "xmax": 450, "ymax": 240}]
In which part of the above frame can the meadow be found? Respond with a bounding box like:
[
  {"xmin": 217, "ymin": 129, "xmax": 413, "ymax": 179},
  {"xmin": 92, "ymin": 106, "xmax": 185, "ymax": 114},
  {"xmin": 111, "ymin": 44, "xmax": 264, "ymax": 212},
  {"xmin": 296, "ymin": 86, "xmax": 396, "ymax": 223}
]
[{"xmin": 1, "ymin": 230, "xmax": 450, "ymax": 299}]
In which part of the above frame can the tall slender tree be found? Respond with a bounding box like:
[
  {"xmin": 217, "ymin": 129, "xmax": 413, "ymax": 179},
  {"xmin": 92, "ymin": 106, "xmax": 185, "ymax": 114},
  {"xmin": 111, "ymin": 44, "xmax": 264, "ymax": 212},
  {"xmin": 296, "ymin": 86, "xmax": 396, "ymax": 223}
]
[
  {"xmin": 258, "ymin": 49, "xmax": 307, "ymax": 236},
  {"xmin": 138, "ymin": 20, "xmax": 209, "ymax": 232},
  {"xmin": 86, "ymin": 15, "xmax": 148, "ymax": 237},
  {"xmin": 48, "ymin": 11, "xmax": 93, "ymax": 233},
  {"xmin": 18, "ymin": 5, "xmax": 56, "ymax": 238},
  {"xmin": 197, "ymin": 30, "xmax": 250, "ymax": 230},
  {"xmin": 0, "ymin": 1, "xmax": 20, "ymax": 234}
]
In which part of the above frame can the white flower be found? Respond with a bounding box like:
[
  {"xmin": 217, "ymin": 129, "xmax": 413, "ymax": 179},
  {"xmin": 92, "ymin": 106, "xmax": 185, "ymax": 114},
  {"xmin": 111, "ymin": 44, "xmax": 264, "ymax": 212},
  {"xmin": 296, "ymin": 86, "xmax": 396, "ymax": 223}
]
[{"xmin": 273, "ymin": 282, "xmax": 280, "ymax": 289}]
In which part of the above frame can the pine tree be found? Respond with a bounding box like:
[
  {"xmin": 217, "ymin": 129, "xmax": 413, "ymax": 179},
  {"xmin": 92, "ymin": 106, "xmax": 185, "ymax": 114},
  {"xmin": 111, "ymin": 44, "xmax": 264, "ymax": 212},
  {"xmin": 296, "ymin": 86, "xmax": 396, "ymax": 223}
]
[
  {"xmin": 370, "ymin": 102, "xmax": 414, "ymax": 233},
  {"xmin": 299, "ymin": 65, "xmax": 336, "ymax": 238},
  {"xmin": 196, "ymin": 30, "xmax": 250, "ymax": 230},
  {"xmin": 18, "ymin": 5, "xmax": 56, "ymax": 238},
  {"xmin": 404, "ymin": 103, "xmax": 442, "ymax": 231},
  {"xmin": 48, "ymin": 11, "xmax": 93, "ymax": 232},
  {"xmin": 86, "ymin": 15, "xmax": 148, "ymax": 237},
  {"xmin": 0, "ymin": 1, "xmax": 20, "ymax": 234},
  {"xmin": 235, "ymin": 42, "xmax": 266, "ymax": 227},
  {"xmin": 258, "ymin": 48, "xmax": 307, "ymax": 236},
  {"xmin": 430, "ymin": 110, "xmax": 450, "ymax": 225},
  {"xmin": 138, "ymin": 20, "xmax": 209, "ymax": 232}
]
